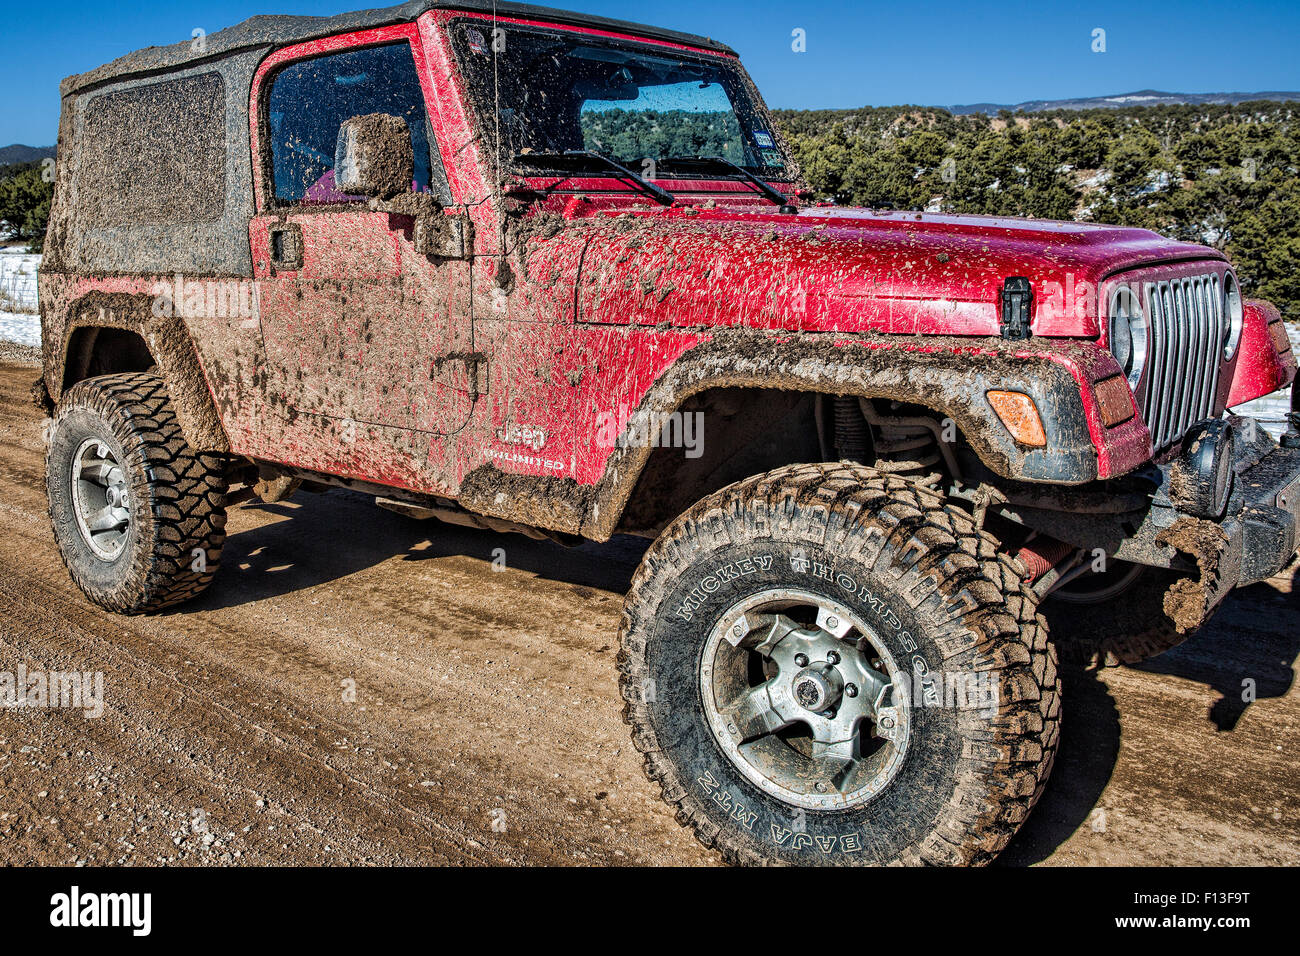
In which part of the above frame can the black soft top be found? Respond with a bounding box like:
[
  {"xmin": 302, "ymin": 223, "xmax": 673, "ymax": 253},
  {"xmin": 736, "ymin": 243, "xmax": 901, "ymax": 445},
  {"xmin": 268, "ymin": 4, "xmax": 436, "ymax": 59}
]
[{"xmin": 61, "ymin": 0, "xmax": 735, "ymax": 96}]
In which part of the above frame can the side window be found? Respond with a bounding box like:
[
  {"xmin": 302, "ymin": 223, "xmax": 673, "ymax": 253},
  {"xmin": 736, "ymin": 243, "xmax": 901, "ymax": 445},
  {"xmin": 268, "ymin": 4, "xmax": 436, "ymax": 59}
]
[
  {"xmin": 83, "ymin": 72, "xmax": 227, "ymax": 226},
  {"xmin": 267, "ymin": 42, "xmax": 451, "ymax": 205}
]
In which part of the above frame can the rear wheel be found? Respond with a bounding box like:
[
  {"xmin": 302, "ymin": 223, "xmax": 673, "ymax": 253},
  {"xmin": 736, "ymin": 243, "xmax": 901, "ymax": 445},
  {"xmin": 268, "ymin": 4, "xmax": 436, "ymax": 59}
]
[
  {"xmin": 46, "ymin": 372, "xmax": 228, "ymax": 613},
  {"xmin": 1045, "ymin": 561, "xmax": 1198, "ymax": 666},
  {"xmin": 619, "ymin": 463, "xmax": 1059, "ymax": 865}
]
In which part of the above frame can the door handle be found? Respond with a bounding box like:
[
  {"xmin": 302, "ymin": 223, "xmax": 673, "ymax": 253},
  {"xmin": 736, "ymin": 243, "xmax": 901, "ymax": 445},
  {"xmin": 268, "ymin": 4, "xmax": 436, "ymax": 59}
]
[{"xmin": 268, "ymin": 223, "xmax": 303, "ymax": 272}]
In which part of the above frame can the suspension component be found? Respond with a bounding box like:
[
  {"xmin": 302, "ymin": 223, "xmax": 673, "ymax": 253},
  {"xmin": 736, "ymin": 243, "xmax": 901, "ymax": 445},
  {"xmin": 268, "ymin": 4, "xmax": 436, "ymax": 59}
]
[
  {"xmin": 858, "ymin": 399, "xmax": 955, "ymax": 486},
  {"xmin": 1014, "ymin": 535, "xmax": 1077, "ymax": 583},
  {"xmin": 833, "ymin": 395, "xmax": 870, "ymax": 462}
]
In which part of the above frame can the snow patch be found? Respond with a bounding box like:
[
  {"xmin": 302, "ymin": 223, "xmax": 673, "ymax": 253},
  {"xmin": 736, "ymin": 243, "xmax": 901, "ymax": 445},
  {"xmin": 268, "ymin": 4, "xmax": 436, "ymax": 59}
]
[
  {"xmin": 0, "ymin": 310, "xmax": 39, "ymax": 348},
  {"xmin": 1230, "ymin": 325, "xmax": 1299, "ymax": 439},
  {"xmin": 0, "ymin": 249, "xmax": 41, "ymax": 347}
]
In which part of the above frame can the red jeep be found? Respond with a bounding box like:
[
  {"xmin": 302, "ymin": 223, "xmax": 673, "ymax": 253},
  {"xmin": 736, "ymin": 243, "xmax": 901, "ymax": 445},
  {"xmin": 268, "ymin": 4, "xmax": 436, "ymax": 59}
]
[{"xmin": 37, "ymin": 0, "xmax": 1300, "ymax": 865}]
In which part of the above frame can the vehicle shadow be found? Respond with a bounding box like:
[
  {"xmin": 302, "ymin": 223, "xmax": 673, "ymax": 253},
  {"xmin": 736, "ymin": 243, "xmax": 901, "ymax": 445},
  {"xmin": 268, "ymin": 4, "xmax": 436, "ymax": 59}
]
[
  {"xmin": 1134, "ymin": 559, "xmax": 1300, "ymax": 731},
  {"xmin": 180, "ymin": 487, "xmax": 651, "ymax": 614},
  {"xmin": 181, "ymin": 487, "xmax": 1299, "ymax": 865},
  {"xmin": 1000, "ymin": 558, "xmax": 1300, "ymax": 864},
  {"xmin": 995, "ymin": 659, "xmax": 1121, "ymax": 866},
  {"xmin": 200, "ymin": 487, "xmax": 1124, "ymax": 867}
]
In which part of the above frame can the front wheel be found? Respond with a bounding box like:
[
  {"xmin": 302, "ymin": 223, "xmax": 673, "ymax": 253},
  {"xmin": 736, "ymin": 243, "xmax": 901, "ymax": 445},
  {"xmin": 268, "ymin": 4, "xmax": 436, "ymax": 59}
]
[{"xmin": 618, "ymin": 463, "xmax": 1059, "ymax": 866}]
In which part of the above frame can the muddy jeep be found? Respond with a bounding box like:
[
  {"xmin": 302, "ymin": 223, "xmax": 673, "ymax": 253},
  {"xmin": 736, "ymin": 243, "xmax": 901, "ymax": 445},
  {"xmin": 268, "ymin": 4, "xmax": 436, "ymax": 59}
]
[{"xmin": 37, "ymin": 0, "xmax": 1300, "ymax": 865}]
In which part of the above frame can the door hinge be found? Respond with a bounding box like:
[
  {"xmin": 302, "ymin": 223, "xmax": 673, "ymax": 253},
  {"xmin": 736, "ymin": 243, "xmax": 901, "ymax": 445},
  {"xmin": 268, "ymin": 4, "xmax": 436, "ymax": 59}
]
[
  {"xmin": 1000, "ymin": 276, "xmax": 1033, "ymax": 340},
  {"xmin": 433, "ymin": 351, "xmax": 489, "ymax": 398},
  {"xmin": 415, "ymin": 210, "xmax": 474, "ymax": 260}
]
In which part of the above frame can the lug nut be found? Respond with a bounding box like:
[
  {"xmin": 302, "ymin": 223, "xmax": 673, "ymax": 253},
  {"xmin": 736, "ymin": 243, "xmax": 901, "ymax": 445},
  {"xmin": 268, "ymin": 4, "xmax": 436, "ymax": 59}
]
[
  {"xmin": 844, "ymin": 683, "xmax": 858, "ymax": 698},
  {"xmin": 794, "ymin": 653, "xmax": 809, "ymax": 667},
  {"xmin": 826, "ymin": 615, "xmax": 839, "ymax": 629},
  {"xmin": 879, "ymin": 716, "xmax": 895, "ymax": 730},
  {"xmin": 732, "ymin": 624, "xmax": 744, "ymax": 638},
  {"xmin": 826, "ymin": 651, "xmax": 840, "ymax": 665}
]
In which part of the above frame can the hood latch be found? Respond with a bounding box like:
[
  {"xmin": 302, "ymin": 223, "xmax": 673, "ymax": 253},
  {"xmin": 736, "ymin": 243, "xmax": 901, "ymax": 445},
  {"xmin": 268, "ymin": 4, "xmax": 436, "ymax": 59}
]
[{"xmin": 1000, "ymin": 277, "xmax": 1033, "ymax": 340}]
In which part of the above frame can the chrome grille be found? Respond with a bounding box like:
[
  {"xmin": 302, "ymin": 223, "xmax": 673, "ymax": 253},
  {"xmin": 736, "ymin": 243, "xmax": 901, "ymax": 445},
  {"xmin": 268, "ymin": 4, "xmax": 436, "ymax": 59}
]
[{"xmin": 1140, "ymin": 273, "xmax": 1225, "ymax": 450}]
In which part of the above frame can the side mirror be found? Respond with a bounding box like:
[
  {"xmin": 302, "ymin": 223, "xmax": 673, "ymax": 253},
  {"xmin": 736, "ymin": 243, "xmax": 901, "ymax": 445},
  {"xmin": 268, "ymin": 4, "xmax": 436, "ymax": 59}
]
[{"xmin": 334, "ymin": 113, "xmax": 413, "ymax": 200}]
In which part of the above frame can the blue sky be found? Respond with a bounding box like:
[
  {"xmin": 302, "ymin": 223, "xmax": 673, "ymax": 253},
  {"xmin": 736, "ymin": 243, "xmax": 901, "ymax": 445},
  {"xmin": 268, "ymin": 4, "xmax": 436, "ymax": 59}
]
[{"xmin": 1, "ymin": 0, "xmax": 1297, "ymax": 145}]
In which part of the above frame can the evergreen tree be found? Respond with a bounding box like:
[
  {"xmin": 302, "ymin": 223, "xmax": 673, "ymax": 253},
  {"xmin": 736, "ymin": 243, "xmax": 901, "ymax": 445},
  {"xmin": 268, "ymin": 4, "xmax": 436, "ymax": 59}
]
[{"xmin": 0, "ymin": 163, "xmax": 54, "ymax": 251}]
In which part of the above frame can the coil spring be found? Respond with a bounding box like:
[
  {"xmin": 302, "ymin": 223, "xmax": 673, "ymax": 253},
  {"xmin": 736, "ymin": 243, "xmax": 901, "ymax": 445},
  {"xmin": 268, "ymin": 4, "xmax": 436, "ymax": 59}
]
[
  {"xmin": 872, "ymin": 421, "xmax": 942, "ymax": 478},
  {"xmin": 832, "ymin": 397, "xmax": 947, "ymax": 486},
  {"xmin": 833, "ymin": 396, "xmax": 870, "ymax": 462}
]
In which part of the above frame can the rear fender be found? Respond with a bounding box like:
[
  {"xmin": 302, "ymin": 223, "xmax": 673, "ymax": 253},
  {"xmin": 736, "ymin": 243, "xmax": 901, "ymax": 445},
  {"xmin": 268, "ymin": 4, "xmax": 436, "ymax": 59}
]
[{"xmin": 47, "ymin": 291, "xmax": 229, "ymax": 453}]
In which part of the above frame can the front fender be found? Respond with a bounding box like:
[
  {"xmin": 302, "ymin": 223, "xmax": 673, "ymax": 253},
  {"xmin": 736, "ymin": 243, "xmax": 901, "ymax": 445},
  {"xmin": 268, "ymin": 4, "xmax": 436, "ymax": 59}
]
[
  {"xmin": 1226, "ymin": 300, "xmax": 1296, "ymax": 409},
  {"xmin": 579, "ymin": 330, "xmax": 1152, "ymax": 540}
]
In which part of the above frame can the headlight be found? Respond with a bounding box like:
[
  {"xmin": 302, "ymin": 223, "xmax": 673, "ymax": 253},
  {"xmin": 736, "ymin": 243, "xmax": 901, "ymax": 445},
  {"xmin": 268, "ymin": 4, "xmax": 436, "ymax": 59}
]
[
  {"xmin": 1108, "ymin": 284, "xmax": 1147, "ymax": 388},
  {"xmin": 1222, "ymin": 272, "xmax": 1244, "ymax": 361}
]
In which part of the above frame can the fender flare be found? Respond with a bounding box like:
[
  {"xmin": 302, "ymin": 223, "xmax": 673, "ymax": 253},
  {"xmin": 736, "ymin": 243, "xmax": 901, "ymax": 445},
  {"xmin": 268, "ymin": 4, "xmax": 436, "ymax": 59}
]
[
  {"xmin": 46, "ymin": 291, "xmax": 230, "ymax": 453},
  {"xmin": 579, "ymin": 331, "xmax": 1107, "ymax": 540}
]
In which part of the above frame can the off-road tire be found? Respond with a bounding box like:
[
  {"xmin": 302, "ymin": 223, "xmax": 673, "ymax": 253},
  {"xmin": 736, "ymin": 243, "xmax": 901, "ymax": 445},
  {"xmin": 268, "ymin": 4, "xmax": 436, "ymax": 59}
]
[
  {"xmin": 46, "ymin": 372, "xmax": 227, "ymax": 613},
  {"xmin": 618, "ymin": 462, "xmax": 1060, "ymax": 866},
  {"xmin": 1045, "ymin": 565, "xmax": 1198, "ymax": 667}
]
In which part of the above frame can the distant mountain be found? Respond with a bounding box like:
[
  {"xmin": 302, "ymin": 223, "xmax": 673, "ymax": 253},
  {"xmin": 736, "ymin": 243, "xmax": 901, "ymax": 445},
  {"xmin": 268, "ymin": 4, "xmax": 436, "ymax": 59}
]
[
  {"xmin": 950, "ymin": 90, "xmax": 1300, "ymax": 115},
  {"xmin": 0, "ymin": 145, "xmax": 55, "ymax": 166}
]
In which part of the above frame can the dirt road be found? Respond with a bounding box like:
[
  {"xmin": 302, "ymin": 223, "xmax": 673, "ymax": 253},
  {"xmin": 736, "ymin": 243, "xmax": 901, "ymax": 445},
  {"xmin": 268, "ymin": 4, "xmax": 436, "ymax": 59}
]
[{"xmin": 1, "ymin": 353, "xmax": 1296, "ymax": 866}]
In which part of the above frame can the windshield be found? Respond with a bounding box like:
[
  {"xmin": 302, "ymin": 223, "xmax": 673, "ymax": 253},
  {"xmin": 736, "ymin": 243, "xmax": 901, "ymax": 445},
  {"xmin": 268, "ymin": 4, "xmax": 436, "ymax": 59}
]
[{"xmin": 450, "ymin": 21, "xmax": 790, "ymax": 182}]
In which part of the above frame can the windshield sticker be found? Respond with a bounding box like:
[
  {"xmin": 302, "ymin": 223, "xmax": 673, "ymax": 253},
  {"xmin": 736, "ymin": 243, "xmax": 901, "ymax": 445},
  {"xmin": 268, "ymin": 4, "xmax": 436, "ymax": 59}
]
[
  {"xmin": 467, "ymin": 29, "xmax": 488, "ymax": 55},
  {"xmin": 753, "ymin": 131, "xmax": 775, "ymax": 148}
]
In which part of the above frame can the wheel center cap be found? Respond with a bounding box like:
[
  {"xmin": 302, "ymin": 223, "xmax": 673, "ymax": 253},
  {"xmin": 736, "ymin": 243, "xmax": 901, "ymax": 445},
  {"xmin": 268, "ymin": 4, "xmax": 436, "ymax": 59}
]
[{"xmin": 792, "ymin": 666, "xmax": 843, "ymax": 713}]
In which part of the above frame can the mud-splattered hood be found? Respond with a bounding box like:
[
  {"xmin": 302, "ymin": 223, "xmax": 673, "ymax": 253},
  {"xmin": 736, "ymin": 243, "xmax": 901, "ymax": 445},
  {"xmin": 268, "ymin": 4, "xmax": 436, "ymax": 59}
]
[{"xmin": 572, "ymin": 203, "xmax": 1226, "ymax": 338}]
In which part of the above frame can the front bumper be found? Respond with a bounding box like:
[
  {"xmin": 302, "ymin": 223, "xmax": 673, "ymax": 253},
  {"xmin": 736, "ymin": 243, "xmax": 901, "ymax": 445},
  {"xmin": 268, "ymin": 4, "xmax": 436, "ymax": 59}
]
[
  {"xmin": 1113, "ymin": 415, "xmax": 1300, "ymax": 616},
  {"xmin": 1229, "ymin": 422, "xmax": 1300, "ymax": 587}
]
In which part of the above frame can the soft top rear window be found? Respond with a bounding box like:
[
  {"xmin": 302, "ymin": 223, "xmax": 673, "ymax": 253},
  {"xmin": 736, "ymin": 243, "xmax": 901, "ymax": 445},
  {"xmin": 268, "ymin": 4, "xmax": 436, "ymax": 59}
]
[{"xmin": 81, "ymin": 72, "xmax": 226, "ymax": 227}]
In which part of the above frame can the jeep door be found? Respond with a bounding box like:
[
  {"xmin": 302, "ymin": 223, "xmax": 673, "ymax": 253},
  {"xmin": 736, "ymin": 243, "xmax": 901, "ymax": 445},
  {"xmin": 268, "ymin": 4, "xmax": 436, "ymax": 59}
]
[{"xmin": 249, "ymin": 28, "xmax": 476, "ymax": 472}]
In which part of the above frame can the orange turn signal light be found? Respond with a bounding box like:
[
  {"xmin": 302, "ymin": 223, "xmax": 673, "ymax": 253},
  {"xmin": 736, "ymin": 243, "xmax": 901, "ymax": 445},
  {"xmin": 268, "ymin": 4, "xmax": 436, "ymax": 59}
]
[
  {"xmin": 1094, "ymin": 375, "xmax": 1136, "ymax": 427},
  {"xmin": 1269, "ymin": 320, "xmax": 1292, "ymax": 355},
  {"xmin": 987, "ymin": 390, "xmax": 1047, "ymax": 448}
]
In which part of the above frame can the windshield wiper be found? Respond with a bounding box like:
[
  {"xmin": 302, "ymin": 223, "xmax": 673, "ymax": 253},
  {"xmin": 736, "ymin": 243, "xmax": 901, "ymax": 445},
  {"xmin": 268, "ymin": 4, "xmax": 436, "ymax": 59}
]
[
  {"xmin": 512, "ymin": 150, "xmax": 674, "ymax": 207},
  {"xmin": 659, "ymin": 156, "xmax": 794, "ymax": 209}
]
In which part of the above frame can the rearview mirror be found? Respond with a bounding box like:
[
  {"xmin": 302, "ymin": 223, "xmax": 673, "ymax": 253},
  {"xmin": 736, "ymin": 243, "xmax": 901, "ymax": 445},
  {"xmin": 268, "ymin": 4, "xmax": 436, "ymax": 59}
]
[
  {"xmin": 334, "ymin": 113, "xmax": 413, "ymax": 200},
  {"xmin": 574, "ymin": 66, "xmax": 639, "ymax": 101}
]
